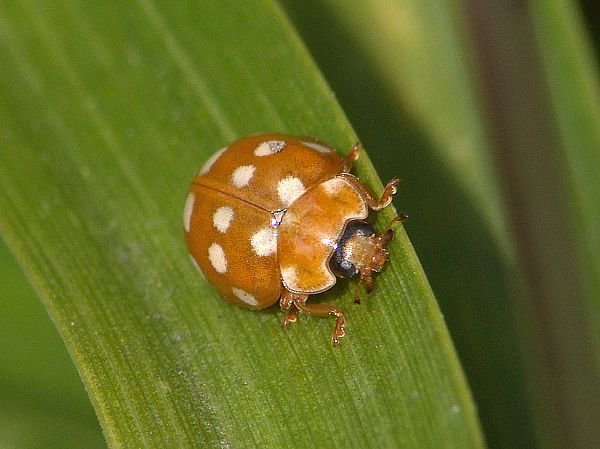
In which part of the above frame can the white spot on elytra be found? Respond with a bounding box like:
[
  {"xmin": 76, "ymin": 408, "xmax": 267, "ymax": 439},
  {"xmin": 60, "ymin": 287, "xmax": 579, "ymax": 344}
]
[
  {"xmin": 302, "ymin": 141, "xmax": 332, "ymax": 153},
  {"xmin": 199, "ymin": 147, "xmax": 227, "ymax": 175},
  {"xmin": 183, "ymin": 192, "xmax": 195, "ymax": 232},
  {"xmin": 231, "ymin": 165, "xmax": 256, "ymax": 188},
  {"xmin": 232, "ymin": 287, "xmax": 258, "ymax": 307},
  {"xmin": 254, "ymin": 140, "xmax": 286, "ymax": 156},
  {"xmin": 213, "ymin": 206, "xmax": 234, "ymax": 233},
  {"xmin": 277, "ymin": 176, "xmax": 306, "ymax": 206},
  {"xmin": 250, "ymin": 228, "xmax": 277, "ymax": 257},
  {"xmin": 208, "ymin": 243, "xmax": 227, "ymax": 273},
  {"xmin": 188, "ymin": 254, "xmax": 206, "ymax": 281}
]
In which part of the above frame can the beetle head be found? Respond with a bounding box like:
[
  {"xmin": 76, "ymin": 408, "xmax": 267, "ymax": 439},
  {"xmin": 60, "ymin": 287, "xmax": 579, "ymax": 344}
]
[{"xmin": 329, "ymin": 219, "xmax": 400, "ymax": 303}]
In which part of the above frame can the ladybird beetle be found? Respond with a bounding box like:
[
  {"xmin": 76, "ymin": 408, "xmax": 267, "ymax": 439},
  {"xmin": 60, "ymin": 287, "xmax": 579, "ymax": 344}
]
[{"xmin": 183, "ymin": 134, "xmax": 400, "ymax": 345}]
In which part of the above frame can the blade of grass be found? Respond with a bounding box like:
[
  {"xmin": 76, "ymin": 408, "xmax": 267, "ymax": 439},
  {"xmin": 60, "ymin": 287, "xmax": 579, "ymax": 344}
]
[
  {"xmin": 286, "ymin": 0, "xmax": 600, "ymax": 447},
  {"xmin": 280, "ymin": 1, "xmax": 538, "ymax": 447},
  {"xmin": 532, "ymin": 0, "xmax": 600, "ymax": 347},
  {"xmin": 462, "ymin": 0, "xmax": 600, "ymax": 447},
  {"xmin": 0, "ymin": 239, "xmax": 105, "ymax": 449},
  {"xmin": 529, "ymin": 0, "xmax": 600, "ymax": 444},
  {"xmin": 0, "ymin": 0, "xmax": 484, "ymax": 448}
]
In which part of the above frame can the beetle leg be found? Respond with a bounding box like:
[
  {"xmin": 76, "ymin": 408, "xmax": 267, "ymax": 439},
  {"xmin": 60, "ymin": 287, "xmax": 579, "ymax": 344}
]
[
  {"xmin": 348, "ymin": 142, "xmax": 360, "ymax": 161},
  {"xmin": 279, "ymin": 287, "xmax": 346, "ymax": 346},
  {"xmin": 373, "ymin": 214, "xmax": 406, "ymax": 245},
  {"xmin": 344, "ymin": 142, "xmax": 361, "ymax": 171},
  {"xmin": 280, "ymin": 288, "xmax": 299, "ymax": 327},
  {"xmin": 297, "ymin": 301, "xmax": 346, "ymax": 346},
  {"xmin": 283, "ymin": 305, "xmax": 299, "ymax": 327},
  {"xmin": 338, "ymin": 173, "xmax": 400, "ymax": 211}
]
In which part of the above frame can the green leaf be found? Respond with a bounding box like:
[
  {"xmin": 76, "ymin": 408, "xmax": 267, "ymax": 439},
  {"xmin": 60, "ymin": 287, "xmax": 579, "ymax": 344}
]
[
  {"xmin": 280, "ymin": 1, "xmax": 600, "ymax": 449},
  {"xmin": 0, "ymin": 240, "xmax": 104, "ymax": 449},
  {"xmin": 281, "ymin": 1, "xmax": 537, "ymax": 447},
  {"xmin": 528, "ymin": 0, "xmax": 600, "ymax": 446},
  {"xmin": 533, "ymin": 0, "xmax": 600, "ymax": 342},
  {"xmin": 0, "ymin": 1, "xmax": 484, "ymax": 448}
]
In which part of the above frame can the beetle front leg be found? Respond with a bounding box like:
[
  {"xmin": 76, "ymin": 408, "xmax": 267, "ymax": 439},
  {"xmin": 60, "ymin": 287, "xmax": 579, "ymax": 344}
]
[
  {"xmin": 338, "ymin": 173, "xmax": 399, "ymax": 211},
  {"xmin": 280, "ymin": 288, "xmax": 300, "ymax": 327}
]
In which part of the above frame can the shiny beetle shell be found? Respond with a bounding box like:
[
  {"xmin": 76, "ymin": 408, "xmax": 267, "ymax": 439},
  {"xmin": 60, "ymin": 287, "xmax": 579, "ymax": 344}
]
[{"xmin": 184, "ymin": 133, "xmax": 400, "ymax": 345}]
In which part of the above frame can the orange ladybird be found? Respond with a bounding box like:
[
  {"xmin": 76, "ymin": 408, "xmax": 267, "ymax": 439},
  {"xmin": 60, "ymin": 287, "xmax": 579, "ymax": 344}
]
[{"xmin": 183, "ymin": 134, "xmax": 400, "ymax": 345}]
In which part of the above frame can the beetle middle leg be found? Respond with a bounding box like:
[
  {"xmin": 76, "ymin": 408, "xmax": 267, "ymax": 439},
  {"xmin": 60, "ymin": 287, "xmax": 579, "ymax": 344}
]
[{"xmin": 280, "ymin": 287, "xmax": 346, "ymax": 346}]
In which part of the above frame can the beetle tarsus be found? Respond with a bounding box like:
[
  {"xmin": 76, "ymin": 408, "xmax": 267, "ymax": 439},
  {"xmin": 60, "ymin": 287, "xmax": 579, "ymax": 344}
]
[
  {"xmin": 343, "ymin": 143, "xmax": 361, "ymax": 172},
  {"xmin": 331, "ymin": 313, "xmax": 346, "ymax": 346},
  {"xmin": 375, "ymin": 178, "xmax": 400, "ymax": 210},
  {"xmin": 348, "ymin": 143, "xmax": 360, "ymax": 162},
  {"xmin": 282, "ymin": 305, "xmax": 299, "ymax": 327}
]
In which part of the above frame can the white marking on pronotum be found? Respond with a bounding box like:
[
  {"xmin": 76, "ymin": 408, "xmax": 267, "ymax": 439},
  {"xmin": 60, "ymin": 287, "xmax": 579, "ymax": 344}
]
[
  {"xmin": 232, "ymin": 287, "xmax": 258, "ymax": 307},
  {"xmin": 183, "ymin": 192, "xmax": 195, "ymax": 232},
  {"xmin": 208, "ymin": 243, "xmax": 227, "ymax": 273},
  {"xmin": 213, "ymin": 206, "xmax": 234, "ymax": 233},
  {"xmin": 277, "ymin": 176, "xmax": 306, "ymax": 206},
  {"xmin": 250, "ymin": 228, "xmax": 277, "ymax": 257},
  {"xmin": 199, "ymin": 147, "xmax": 227, "ymax": 175},
  {"xmin": 321, "ymin": 177, "xmax": 343, "ymax": 196},
  {"xmin": 188, "ymin": 254, "xmax": 206, "ymax": 281},
  {"xmin": 254, "ymin": 140, "xmax": 286, "ymax": 156},
  {"xmin": 302, "ymin": 141, "xmax": 332, "ymax": 153},
  {"xmin": 320, "ymin": 237, "xmax": 336, "ymax": 247},
  {"xmin": 231, "ymin": 165, "xmax": 256, "ymax": 188}
]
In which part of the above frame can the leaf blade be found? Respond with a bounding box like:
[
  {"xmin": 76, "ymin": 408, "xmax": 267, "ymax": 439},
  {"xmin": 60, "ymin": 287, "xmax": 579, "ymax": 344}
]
[{"xmin": 0, "ymin": 1, "xmax": 485, "ymax": 448}]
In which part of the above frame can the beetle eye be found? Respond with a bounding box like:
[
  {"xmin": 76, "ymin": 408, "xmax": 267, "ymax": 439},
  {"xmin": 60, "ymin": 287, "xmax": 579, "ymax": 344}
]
[
  {"xmin": 329, "ymin": 220, "xmax": 374, "ymax": 278},
  {"xmin": 330, "ymin": 253, "xmax": 357, "ymax": 278}
]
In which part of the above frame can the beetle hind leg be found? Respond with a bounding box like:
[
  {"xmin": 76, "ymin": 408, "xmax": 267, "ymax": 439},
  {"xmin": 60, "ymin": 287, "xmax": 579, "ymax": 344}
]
[{"xmin": 279, "ymin": 288, "xmax": 346, "ymax": 346}]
